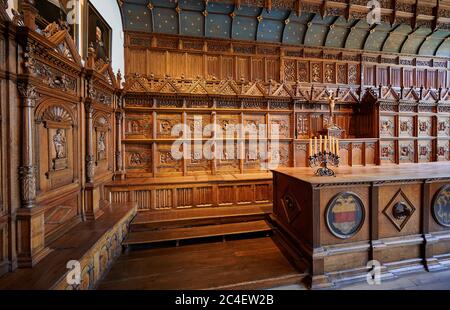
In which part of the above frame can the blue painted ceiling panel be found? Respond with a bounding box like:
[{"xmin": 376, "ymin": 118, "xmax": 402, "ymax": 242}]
[
  {"xmin": 261, "ymin": 8, "xmax": 290, "ymax": 20},
  {"xmin": 232, "ymin": 16, "xmax": 258, "ymax": 41},
  {"xmin": 153, "ymin": 7, "xmax": 178, "ymax": 34},
  {"xmin": 206, "ymin": 13, "xmax": 231, "ymax": 39},
  {"xmin": 123, "ymin": 3, "xmax": 152, "ymax": 32},
  {"xmin": 258, "ymin": 19, "xmax": 284, "ymax": 42},
  {"xmin": 180, "ymin": 11, "xmax": 204, "ymax": 37},
  {"xmin": 236, "ymin": 5, "xmax": 262, "ymax": 17},
  {"xmin": 151, "ymin": 0, "xmax": 177, "ymax": 9},
  {"xmin": 120, "ymin": 0, "xmax": 450, "ymax": 57},
  {"xmin": 179, "ymin": 0, "xmax": 205, "ymax": 11},
  {"xmin": 305, "ymin": 24, "xmax": 329, "ymax": 47},
  {"xmin": 283, "ymin": 23, "xmax": 306, "ymax": 45},
  {"xmin": 207, "ymin": 2, "xmax": 234, "ymax": 14}
]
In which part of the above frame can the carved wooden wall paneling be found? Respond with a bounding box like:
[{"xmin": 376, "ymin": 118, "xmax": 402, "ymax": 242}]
[
  {"xmin": 361, "ymin": 86, "xmax": 450, "ymax": 164},
  {"xmin": 0, "ymin": 11, "xmax": 21, "ymax": 275},
  {"xmin": 0, "ymin": 15, "xmax": 8, "ymax": 276},
  {"xmin": 84, "ymin": 47, "xmax": 120, "ymax": 220},
  {"xmin": 13, "ymin": 14, "xmax": 93, "ymax": 250},
  {"xmin": 125, "ymin": 33, "xmax": 449, "ymax": 89},
  {"xmin": 0, "ymin": 2, "xmax": 125, "ymax": 272},
  {"xmin": 106, "ymin": 179, "xmax": 273, "ymax": 211}
]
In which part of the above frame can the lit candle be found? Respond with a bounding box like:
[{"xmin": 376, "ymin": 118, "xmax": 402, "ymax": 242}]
[
  {"xmin": 336, "ymin": 139, "xmax": 340, "ymax": 155},
  {"xmin": 314, "ymin": 136, "xmax": 317, "ymax": 154},
  {"xmin": 309, "ymin": 138, "xmax": 312, "ymax": 156},
  {"xmin": 319, "ymin": 135, "xmax": 322, "ymax": 153},
  {"xmin": 324, "ymin": 136, "xmax": 328, "ymax": 153}
]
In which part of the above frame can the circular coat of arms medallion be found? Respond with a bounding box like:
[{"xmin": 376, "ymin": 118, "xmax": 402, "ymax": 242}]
[
  {"xmin": 326, "ymin": 192, "xmax": 365, "ymax": 239},
  {"xmin": 433, "ymin": 185, "xmax": 450, "ymax": 228}
]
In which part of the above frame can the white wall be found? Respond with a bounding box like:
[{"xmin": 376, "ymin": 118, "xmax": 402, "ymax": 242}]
[
  {"xmin": 6, "ymin": 0, "xmax": 18, "ymax": 18},
  {"xmin": 89, "ymin": 0, "xmax": 124, "ymax": 75}
]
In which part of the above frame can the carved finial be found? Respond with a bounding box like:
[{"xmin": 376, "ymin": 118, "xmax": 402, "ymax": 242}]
[{"xmin": 116, "ymin": 69, "xmax": 122, "ymax": 85}]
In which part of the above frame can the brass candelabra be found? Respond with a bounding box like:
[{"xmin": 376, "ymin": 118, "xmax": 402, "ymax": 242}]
[{"xmin": 308, "ymin": 135, "xmax": 340, "ymax": 177}]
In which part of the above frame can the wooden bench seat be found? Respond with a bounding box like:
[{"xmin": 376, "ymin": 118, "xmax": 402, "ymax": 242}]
[{"xmin": 0, "ymin": 202, "xmax": 136, "ymax": 290}]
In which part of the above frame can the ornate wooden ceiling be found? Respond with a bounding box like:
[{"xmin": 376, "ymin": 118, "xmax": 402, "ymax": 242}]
[{"xmin": 118, "ymin": 0, "xmax": 450, "ymax": 57}]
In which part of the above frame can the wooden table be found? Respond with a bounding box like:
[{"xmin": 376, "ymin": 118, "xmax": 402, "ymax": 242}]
[{"xmin": 271, "ymin": 163, "xmax": 450, "ymax": 288}]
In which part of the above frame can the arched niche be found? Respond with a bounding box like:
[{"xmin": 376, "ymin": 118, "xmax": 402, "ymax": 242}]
[
  {"xmin": 93, "ymin": 111, "xmax": 113, "ymax": 176},
  {"xmin": 35, "ymin": 99, "xmax": 79, "ymax": 192}
]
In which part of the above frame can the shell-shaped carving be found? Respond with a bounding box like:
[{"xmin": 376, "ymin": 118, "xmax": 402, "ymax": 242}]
[
  {"xmin": 95, "ymin": 116, "xmax": 108, "ymax": 126},
  {"xmin": 42, "ymin": 105, "xmax": 73, "ymax": 123}
]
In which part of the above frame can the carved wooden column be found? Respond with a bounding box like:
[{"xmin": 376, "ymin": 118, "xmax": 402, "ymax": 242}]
[
  {"xmin": 16, "ymin": 82, "xmax": 51, "ymax": 267},
  {"xmin": 85, "ymin": 100, "xmax": 94, "ymax": 184},
  {"xmin": 114, "ymin": 109, "xmax": 124, "ymax": 179},
  {"xmin": 84, "ymin": 98, "xmax": 103, "ymax": 220}
]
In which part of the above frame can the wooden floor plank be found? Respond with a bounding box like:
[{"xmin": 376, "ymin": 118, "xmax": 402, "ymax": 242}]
[{"xmin": 98, "ymin": 237, "xmax": 306, "ymax": 290}]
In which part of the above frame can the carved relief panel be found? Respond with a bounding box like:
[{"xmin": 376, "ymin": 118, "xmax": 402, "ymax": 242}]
[
  {"xmin": 437, "ymin": 140, "xmax": 449, "ymax": 161},
  {"xmin": 216, "ymin": 113, "xmax": 240, "ymax": 139},
  {"xmin": 437, "ymin": 117, "xmax": 449, "ymax": 137},
  {"xmin": 380, "ymin": 116, "xmax": 395, "ymax": 137},
  {"xmin": 125, "ymin": 144, "xmax": 152, "ymax": 173},
  {"xmin": 297, "ymin": 61, "xmax": 309, "ymax": 83},
  {"xmin": 296, "ymin": 113, "xmax": 309, "ymax": 139},
  {"xmin": 244, "ymin": 140, "xmax": 266, "ymax": 171},
  {"xmin": 269, "ymin": 114, "xmax": 290, "ymax": 139},
  {"xmin": 324, "ymin": 63, "xmax": 336, "ymax": 84},
  {"xmin": 217, "ymin": 141, "xmax": 240, "ymax": 173},
  {"xmin": 418, "ymin": 140, "xmax": 432, "ymax": 163},
  {"xmin": 93, "ymin": 113, "xmax": 112, "ymax": 174},
  {"xmin": 124, "ymin": 113, "xmax": 152, "ymax": 139},
  {"xmin": 399, "ymin": 141, "xmax": 415, "ymax": 163},
  {"xmin": 156, "ymin": 143, "xmax": 182, "ymax": 176},
  {"xmin": 187, "ymin": 142, "xmax": 212, "ymax": 174},
  {"xmin": 311, "ymin": 62, "xmax": 322, "ymax": 83},
  {"xmin": 399, "ymin": 116, "xmax": 414, "ymax": 137},
  {"xmin": 380, "ymin": 141, "xmax": 395, "ymax": 164},
  {"xmin": 294, "ymin": 142, "xmax": 308, "ymax": 167},
  {"xmin": 36, "ymin": 102, "xmax": 77, "ymax": 191},
  {"xmin": 418, "ymin": 117, "xmax": 432, "ymax": 137},
  {"xmin": 269, "ymin": 142, "xmax": 290, "ymax": 168},
  {"xmin": 243, "ymin": 114, "xmax": 266, "ymax": 139},
  {"xmin": 156, "ymin": 113, "xmax": 182, "ymax": 139},
  {"xmin": 186, "ymin": 113, "xmax": 212, "ymax": 138},
  {"xmin": 337, "ymin": 64, "xmax": 347, "ymax": 84},
  {"xmin": 347, "ymin": 64, "xmax": 359, "ymax": 85}
]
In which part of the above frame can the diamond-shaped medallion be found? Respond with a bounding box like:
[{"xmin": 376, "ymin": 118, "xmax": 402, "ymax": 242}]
[
  {"xmin": 281, "ymin": 190, "xmax": 302, "ymax": 224},
  {"xmin": 382, "ymin": 189, "xmax": 416, "ymax": 231}
]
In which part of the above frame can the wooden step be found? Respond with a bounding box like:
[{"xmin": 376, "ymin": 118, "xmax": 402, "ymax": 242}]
[
  {"xmin": 130, "ymin": 204, "xmax": 272, "ymax": 231},
  {"xmin": 124, "ymin": 220, "xmax": 272, "ymax": 246}
]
